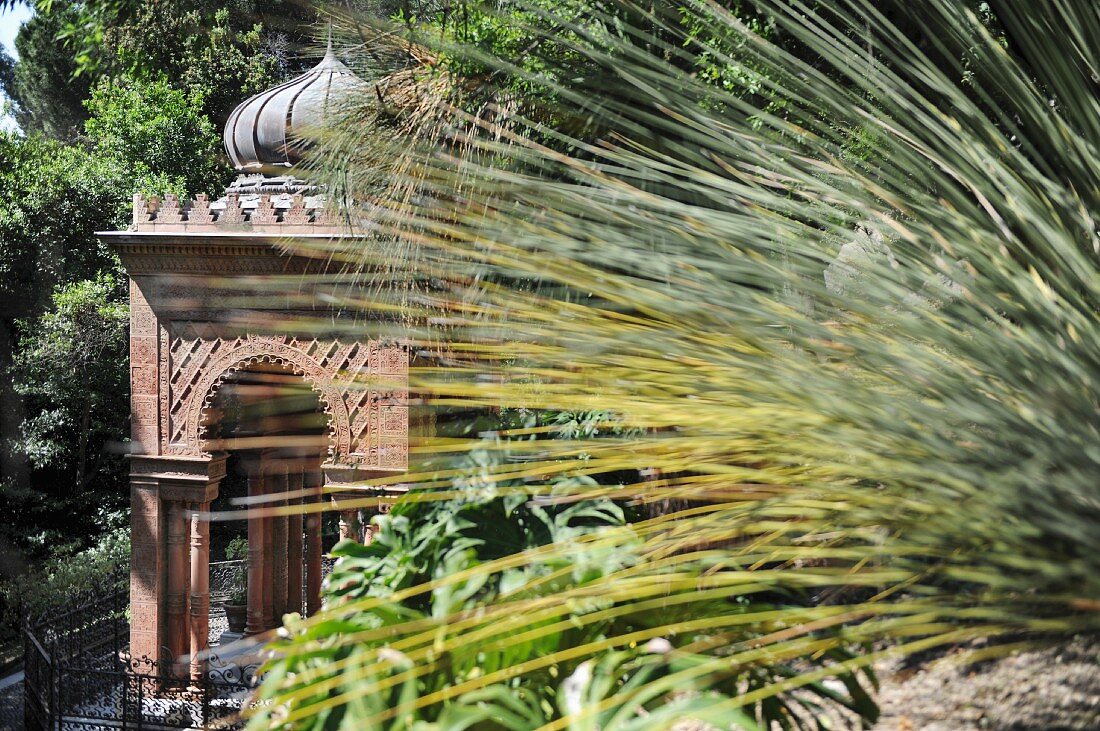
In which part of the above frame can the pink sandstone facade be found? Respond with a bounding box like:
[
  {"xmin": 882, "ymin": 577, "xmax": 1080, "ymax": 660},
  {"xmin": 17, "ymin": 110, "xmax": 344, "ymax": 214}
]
[{"xmin": 102, "ymin": 192, "xmax": 413, "ymax": 681}]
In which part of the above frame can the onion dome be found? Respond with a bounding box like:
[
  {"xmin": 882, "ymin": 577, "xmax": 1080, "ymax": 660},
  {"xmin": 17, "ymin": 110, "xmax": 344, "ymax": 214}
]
[{"xmin": 224, "ymin": 42, "xmax": 364, "ymax": 171}]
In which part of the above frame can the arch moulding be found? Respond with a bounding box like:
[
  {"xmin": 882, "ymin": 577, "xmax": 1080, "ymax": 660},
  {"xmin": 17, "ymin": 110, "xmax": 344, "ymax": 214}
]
[
  {"xmin": 188, "ymin": 338, "xmax": 352, "ymax": 459},
  {"xmin": 160, "ymin": 331, "xmax": 408, "ymax": 470}
]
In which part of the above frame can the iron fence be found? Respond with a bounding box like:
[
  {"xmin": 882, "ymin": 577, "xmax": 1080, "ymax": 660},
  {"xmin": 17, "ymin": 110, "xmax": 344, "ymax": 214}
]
[
  {"xmin": 23, "ymin": 566, "xmax": 262, "ymax": 731},
  {"xmin": 209, "ymin": 560, "xmax": 246, "ymax": 605},
  {"xmin": 46, "ymin": 652, "xmax": 263, "ymax": 731},
  {"xmin": 24, "ymin": 556, "xmax": 340, "ymax": 730}
]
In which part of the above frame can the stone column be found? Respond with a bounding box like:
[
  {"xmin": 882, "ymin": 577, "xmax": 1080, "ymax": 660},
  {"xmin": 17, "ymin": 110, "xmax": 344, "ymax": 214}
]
[
  {"xmin": 245, "ymin": 464, "xmax": 266, "ymax": 636},
  {"xmin": 325, "ymin": 464, "xmax": 408, "ymax": 548},
  {"xmin": 128, "ymin": 455, "xmax": 223, "ymax": 676},
  {"xmin": 188, "ymin": 502, "xmax": 211, "ymax": 687},
  {"xmin": 126, "ymin": 280, "xmax": 166, "ymax": 670},
  {"xmin": 261, "ymin": 455, "xmax": 275, "ymax": 631},
  {"xmin": 166, "ymin": 501, "xmax": 190, "ymax": 675},
  {"xmin": 271, "ymin": 466, "xmax": 289, "ymax": 623},
  {"xmin": 286, "ymin": 469, "xmax": 304, "ymax": 616},
  {"xmin": 338, "ymin": 509, "xmax": 360, "ymax": 543},
  {"xmin": 129, "ymin": 480, "xmax": 166, "ymax": 666},
  {"xmin": 304, "ymin": 465, "xmax": 323, "ymax": 617}
]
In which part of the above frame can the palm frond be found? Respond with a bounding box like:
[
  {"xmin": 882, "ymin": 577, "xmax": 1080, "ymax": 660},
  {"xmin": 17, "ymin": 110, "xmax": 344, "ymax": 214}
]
[{"xmin": 253, "ymin": 0, "xmax": 1100, "ymax": 728}]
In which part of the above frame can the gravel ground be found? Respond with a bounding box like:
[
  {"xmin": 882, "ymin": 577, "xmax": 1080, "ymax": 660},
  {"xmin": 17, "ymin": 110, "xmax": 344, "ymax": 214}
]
[
  {"xmin": 675, "ymin": 636, "xmax": 1100, "ymax": 731},
  {"xmin": 873, "ymin": 636, "xmax": 1100, "ymax": 731},
  {"xmin": 0, "ymin": 680, "xmax": 21, "ymax": 731}
]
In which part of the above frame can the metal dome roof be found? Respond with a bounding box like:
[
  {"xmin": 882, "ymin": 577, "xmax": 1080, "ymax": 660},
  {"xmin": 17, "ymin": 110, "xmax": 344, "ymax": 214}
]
[{"xmin": 223, "ymin": 44, "xmax": 364, "ymax": 171}]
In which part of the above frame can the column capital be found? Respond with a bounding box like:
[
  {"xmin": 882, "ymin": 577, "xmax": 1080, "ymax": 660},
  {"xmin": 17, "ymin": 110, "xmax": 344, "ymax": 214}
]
[
  {"xmin": 322, "ymin": 463, "xmax": 407, "ymax": 490},
  {"xmin": 129, "ymin": 454, "xmax": 226, "ymax": 502}
]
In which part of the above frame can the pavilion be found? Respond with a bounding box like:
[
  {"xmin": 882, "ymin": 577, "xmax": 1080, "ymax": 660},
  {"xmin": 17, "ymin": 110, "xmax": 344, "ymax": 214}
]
[{"xmin": 98, "ymin": 45, "xmax": 417, "ymax": 683}]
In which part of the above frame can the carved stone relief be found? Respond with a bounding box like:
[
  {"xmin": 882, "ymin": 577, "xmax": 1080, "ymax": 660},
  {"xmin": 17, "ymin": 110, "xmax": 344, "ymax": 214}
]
[{"xmin": 146, "ymin": 324, "xmax": 408, "ymax": 469}]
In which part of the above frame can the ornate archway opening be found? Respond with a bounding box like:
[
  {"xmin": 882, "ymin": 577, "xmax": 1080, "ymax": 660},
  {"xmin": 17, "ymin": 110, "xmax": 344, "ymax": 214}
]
[
  {"xmin": 200, "ymin": 357, "xmax": 334, "ymax": 456},
  {"xmin": 202, "ymin": 361, "xmax": 331, "ymax": 643}
]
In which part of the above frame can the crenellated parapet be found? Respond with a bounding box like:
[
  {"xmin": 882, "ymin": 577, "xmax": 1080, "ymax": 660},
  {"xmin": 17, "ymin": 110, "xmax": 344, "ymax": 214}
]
[{"xmin": 131, "ymin": 192, "xmax": 348, "ymax": 233}]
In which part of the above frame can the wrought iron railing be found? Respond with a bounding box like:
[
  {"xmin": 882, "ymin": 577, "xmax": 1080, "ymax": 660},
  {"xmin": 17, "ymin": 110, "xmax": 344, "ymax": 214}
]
[
  {"xmin": 47, "ymin": 650, "xmax": 263, "ymax": 730},
  {"xmin": 210, "ymin": 557, "xmax": 337, "ymax": 605},
  {"xmin": 23, "ymin": 566, "xmax": 129, "ymax": 730},
  {"xmin": 210, "ymin": 559, "xmax": 246, "ymax": 604},
  {"xmin": 25, "ymin": 555, "xmax": 339, "ymax": 730}
]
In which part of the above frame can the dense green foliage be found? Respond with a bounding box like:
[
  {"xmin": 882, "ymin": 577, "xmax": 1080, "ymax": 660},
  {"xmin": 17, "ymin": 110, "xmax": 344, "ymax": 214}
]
[
  {"xmin": 13, "ymin": 274, "xmax": 128, "ymax": 493},
  {"xmin": 0, "ymin": 132, "xmax": 128, "ymax": 611},
  {"xmin": 0, "ymin": 520, "xmax": 128, "ymax": 638},
  {"xmin": 0, "ymin": 133, "xmax": 121, "ymax": 318},
  {"xmin": 0, "ymin": 0, "xmax": 295, "ymax": 637},
  {"xmin": 2, "ymin": 0, "xmax": 313, "ymax": 80},
  {"xmin": 99, "ymin": 0, "xmax": 289, "ymax": 126},
  {"xmin": 84, "ymin": 76, "xmax": 230, "ymax": 196},
  {"xmin": 263, "ymin": 448, "xmax": 878, "ymax": 728}
]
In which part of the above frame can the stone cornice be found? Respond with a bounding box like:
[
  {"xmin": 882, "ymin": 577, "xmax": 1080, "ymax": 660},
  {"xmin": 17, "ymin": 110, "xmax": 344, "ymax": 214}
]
[
  {"xmin": 130, "ymin": 453, "xmax": 228, "ymax": 482},
  {"xmin": 100, "ymin": 231, "xmax": 358, "ymax": 275}
]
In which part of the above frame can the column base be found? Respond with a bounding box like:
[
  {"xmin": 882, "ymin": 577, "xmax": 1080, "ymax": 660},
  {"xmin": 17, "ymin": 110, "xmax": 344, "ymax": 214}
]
[{"xmin": 218, "ymin": 630, "xmax": 245, "ymax": 645}]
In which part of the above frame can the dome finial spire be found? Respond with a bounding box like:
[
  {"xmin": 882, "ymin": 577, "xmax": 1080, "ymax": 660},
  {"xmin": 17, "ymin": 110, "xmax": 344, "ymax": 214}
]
[{"xmin": 222, "ymin": 23, "xmax": 364, "ymax": 171}]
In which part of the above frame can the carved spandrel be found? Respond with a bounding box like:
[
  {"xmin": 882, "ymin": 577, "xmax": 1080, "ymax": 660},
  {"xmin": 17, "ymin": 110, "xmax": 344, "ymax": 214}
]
[
  {"xmin": 159, "ymin": 332, "xmax": 409, "ymax": 468},
  {"xmin": 130, "ymin": 277, "xmax": 149, "ymax": 306},
  {"xmin": 317, "ymin": 206, "xmax": 344, "ymax": 229}
]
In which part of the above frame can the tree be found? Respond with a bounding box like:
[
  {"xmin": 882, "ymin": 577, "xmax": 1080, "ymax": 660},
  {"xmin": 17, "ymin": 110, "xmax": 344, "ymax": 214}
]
[
  {"xmin": 84, "ymin": 75, "xmax": 231, "ymax": 197},
  {"xmin": 2, "ymin": 5, "xmax": 92, "ymax": 139},
  {"xmin": 0, "ymin": 132, "xmax": 123, "ymax": 323},
  {"xmin": 101, "ymin": 1, "xmax": 288, "ymax": 127},
  {"xmin": 0, "ymin": 46, "xmax": 15, "ymax": 96},
  {"xmin": 13, "ymin": 274, "xmax": 128, "ymax": 496},
  {"xmin": 0, "ymin": 130, "xmax": 125, "ymax": 575},
  {"xmin": 3, "ymin": 0, "xmax": 298, "ymax": 139}
]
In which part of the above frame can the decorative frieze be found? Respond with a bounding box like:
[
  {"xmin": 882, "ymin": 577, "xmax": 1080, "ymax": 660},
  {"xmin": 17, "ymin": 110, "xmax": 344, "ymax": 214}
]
[{"xmin": 108, "ymin": 235, "xmax": 331, "ymax": 276}]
